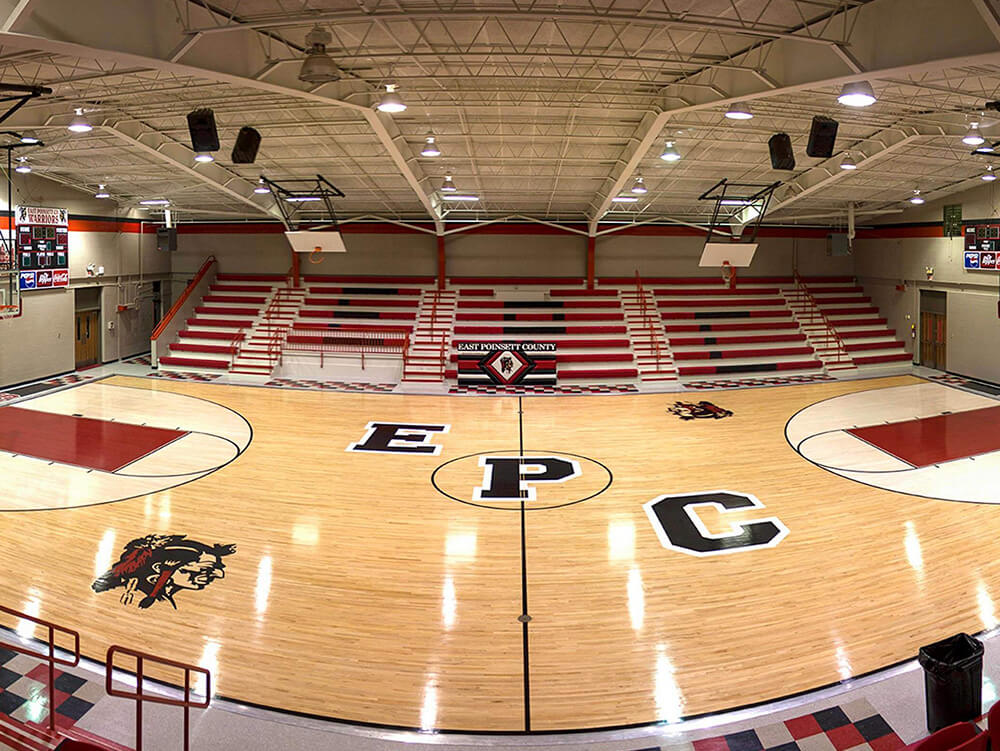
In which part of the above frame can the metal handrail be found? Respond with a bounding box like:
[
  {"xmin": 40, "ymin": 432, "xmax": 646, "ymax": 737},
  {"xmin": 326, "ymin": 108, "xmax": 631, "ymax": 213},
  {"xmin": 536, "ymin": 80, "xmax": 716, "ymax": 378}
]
[
  {"xmin": 634, "ymin": 271, "xmax": 664, "ymax": 372},
  {"xmin": 106, "ymin": 645, "xmax": 210, "ymax": 751},
  {"xmin": 792, "ymin": 273, "xmax": 851, "ymax": 365},
  {"xmin": 0, "ymin": 604, "xmax": 80, "ymax": 733},
  {"xmin": 151, "ymin": 255, "xmax": 215, "ymax": 341}
]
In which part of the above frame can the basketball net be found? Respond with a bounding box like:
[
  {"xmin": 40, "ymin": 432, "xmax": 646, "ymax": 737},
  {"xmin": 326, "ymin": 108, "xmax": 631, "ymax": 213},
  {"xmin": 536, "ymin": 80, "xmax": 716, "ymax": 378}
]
[
  {"xmin": 309, "ymin": 245, "xmax": 324, "ymax": 264},
  {"xmin": 721, "ymin": 260, "xmax": 736, "ymax": 289}
]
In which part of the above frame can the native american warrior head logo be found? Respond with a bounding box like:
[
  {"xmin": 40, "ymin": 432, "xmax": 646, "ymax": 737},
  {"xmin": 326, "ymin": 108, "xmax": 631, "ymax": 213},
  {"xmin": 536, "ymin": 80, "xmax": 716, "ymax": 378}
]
[
  {"xmin": 668, "ymin": 401, "xmax": 733, "ymax": 421},
  {"xmin": 498, "ymin": 353, "xmax": 515, "ymax": 375},
  {"xmin": 93, "ymin": 535, "xmax": 235, "ymax": 610}
]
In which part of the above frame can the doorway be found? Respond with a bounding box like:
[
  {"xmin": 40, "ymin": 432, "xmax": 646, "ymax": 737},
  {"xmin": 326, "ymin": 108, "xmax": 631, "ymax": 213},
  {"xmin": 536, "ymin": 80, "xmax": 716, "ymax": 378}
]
[
  {"xmin": 74, "ymin": 287, "xmax": 102, "ymax": 369},
  {"xmin": 919, "ymin": 290, "xmax": 946, "ymax": 370}
]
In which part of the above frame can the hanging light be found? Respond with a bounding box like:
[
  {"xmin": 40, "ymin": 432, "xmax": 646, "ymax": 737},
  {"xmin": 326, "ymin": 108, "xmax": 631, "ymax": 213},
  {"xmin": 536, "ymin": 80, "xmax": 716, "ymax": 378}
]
[
  {"xmin": 909, "ymin": 190, "xmax": 925, "ymax": 205},
  {"xmin": 440, "ymin": 174, "xmax": 457, "ymax": 192},
  {"xmin": 139, "ymin": 198, "xmax": 170, "ymax": 206},
  {"xmin": 67, "ymin": 107, "xmax": 92, "ymax": 133},
  {"xmin": 194, "ymin": 151, "xmax": 214, "ymax": 163},
  {"xmin": 984, "ymin": 166, "xmax": 997, "ymax": 182},
  {"xmin": 839, "ymin": 153, "xmax": 858, "ymax": 170},
  {"xmin": 298, "ymin": 26, "xmax": 339, "ymax": 83},
  {"xmin": 441, "ymin": 194, "xmax": 479, "ymax": 202},
  {"xmin": 611, "ymin": 195, "xmax": 639, "ymax": 203},
  {"xmin": 837, "ymin": 81, "xmax": 877, "ymax": 107},
  {"xmin": 14, "ymin": 158, "xmax": 30, "ymax": 174},
  {"xmin": 254, "ymin": 178, "xmax": 270, "ymax": 194},
  {"xmin": 19, "ymin": 134, "xmax": 39, "ymax": 144},
  {"xmin": 376, "ymin": 84, "xmax": 406, "ymax": 113},
  {"xmin": 421, "ymin": 136, "xmax": 441, "ymax": 157},
  {"xmin": 964, "ymin": 123, "xmax": 986, "ymax": 146},
  {"xmin": 659, "ymin": 140, "xmax": 681, "ymax": 162},
  {"xmin": 725, "ymin": 101, "xmax": 753, "ymax": 120},
  {"xmin": 94, "ymin": 184, "xmax": 110, "ymax": 199},
  {"xmin": 630, "ymin": 176, "xmax": 648, "ymax": 194}
]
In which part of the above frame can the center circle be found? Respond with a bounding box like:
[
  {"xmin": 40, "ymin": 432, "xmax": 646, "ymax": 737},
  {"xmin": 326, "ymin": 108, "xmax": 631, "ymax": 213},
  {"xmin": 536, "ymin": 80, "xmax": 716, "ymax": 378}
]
[{"xmin": 431, "ymin": 449, "xmax": 613, "ymax": 511}]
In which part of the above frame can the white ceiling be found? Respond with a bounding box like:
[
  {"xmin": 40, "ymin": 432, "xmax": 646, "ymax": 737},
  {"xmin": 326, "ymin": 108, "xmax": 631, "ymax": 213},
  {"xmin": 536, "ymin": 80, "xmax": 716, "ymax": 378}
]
[{"xmin": 0, "ymin": 0, "xmax": 999, "ymax": 230}]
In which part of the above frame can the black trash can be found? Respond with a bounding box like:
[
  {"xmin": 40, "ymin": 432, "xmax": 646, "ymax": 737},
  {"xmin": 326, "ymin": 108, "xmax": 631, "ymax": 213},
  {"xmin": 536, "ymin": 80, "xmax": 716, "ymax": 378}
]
[{"xmin": 918, "ymin": 633, "xmax": 984, "ymax": 733}]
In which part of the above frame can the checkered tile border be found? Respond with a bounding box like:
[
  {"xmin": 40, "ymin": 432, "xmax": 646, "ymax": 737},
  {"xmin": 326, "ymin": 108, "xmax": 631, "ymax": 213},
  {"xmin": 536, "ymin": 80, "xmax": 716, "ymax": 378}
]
[
  {"xmin": 684, "ymin": 374, "xmax": 836, "ymax": 391},
  {"xmin": 0, "ymin": 374, "xmax": 97, "ymax": 402},
  {"xmin": 634, "ymin": 699, "xmax": 903, "ymax": 751},
  {"xmin": 927, "ymin": 374, "xmax": 970, "ymax": 386},
  {"xmin": 266, "ymin": 378, "xmax": 397, "ymax": 393},
  {"xmin": 122, "ymin": 355, "xmax": 152, "ymax": 366},
  {"xmin": 148, "ymin": 370, "xmax": 219, "ymax": 382},
  {"xmin": 450, "ymin": 383, "xmax": 639, "ymax": 395},
  {"xmin": 0, "ymin": 646, "xmax": 100, "ymax": 730}
]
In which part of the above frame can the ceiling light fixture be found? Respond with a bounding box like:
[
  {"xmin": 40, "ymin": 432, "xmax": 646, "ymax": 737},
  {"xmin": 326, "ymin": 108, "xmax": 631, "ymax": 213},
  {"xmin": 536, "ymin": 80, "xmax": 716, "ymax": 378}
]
[
  {"xmin": 440, "ymin": 174, "xmax": 457, "ymax": 192},
  {"xmin": 194, "ymin": 151, "xmax": 214, "ymax": 163},
  {"xmin": 139, "ymin": 198, "xmax": 170, "ymax": 206},
  {"xmin": 837, "ymin": 80, "xmax": 877, "ymax": 107},
  {"xmin": 441, "ymin": 194, "xmax": 479, "ymax": 202},
  {"xmin": 630, "ymin": 176, "xmax": 648, "ymax": 194},
  {"xmin": 376, "ymin": 84, "xmax": 406, "ymax": 113},
  {"xmin": 839, "ymin": 153, "xmax": 858, "ymax": 170},
  {"xmin": 909, "ymin": 190, "xmax": 925, "ymax": 205},
  {"xmin": 421, "ymin": 136, "xmax": 441, "ymax": 157},
  {"xmin": 19, "ymin": 134, "xmax": 38, "ymax": 144},
  {"xmin": 14, "ymin": 158, "xmax": 30, "ymax": 174},
  {"xmin": 94, "ymin": 184, "xmax": 110, "ymax": 199},
  {"xmin": 254, "ymin": 178, "xmax": 270, "ymax": 194},
  {"xmin": 659, "ymin": 140, "xmax": 681, "ymax": 162},
  {"xmin": 984, "ymin": 166, "xmax": 997, "ymax": 182},
  {"xmin": 964, "ymin": 123, "xmax": 986, "ymax": 146},
  {"xmin": 725, "ymin": 101, "xmax": 753, "ymax": 120},
  {"xmin": 67, "ymin": 108, "xmax": 92, "ymax": 133},
  {"xmin": 611, "ymin": 195, "xmax": 639, "ymax": 203},
  {"xmin": 298, "ymin": 25, "xmax": 339, "ymax": 83}
]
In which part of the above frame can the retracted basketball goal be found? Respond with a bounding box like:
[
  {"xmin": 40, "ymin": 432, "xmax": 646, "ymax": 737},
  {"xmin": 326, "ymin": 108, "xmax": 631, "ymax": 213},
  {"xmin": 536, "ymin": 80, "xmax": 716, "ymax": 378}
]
[
  {"xmin": 698, "ymin": 179, "xmax": 780, "ymax": 288},
  {"xmin": 258, "ymin": 174, "xmax": 347, "ymax": 266}
]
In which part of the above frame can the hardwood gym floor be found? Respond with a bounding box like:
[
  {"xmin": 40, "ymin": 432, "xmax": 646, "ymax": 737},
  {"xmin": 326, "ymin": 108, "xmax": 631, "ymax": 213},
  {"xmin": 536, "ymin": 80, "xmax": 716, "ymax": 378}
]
[{"xmin": 1, "ymin": 373, "xmax": 999, "ymax": 733}]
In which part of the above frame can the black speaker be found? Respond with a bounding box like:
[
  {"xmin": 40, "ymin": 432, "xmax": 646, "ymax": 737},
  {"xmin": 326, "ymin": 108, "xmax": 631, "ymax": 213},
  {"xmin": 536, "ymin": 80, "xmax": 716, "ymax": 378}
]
[
  {"xmin": 186, "ymin": 108, "xmax": 219, "ymax": 152},
  {"xmin": 807, "ymin": 116, "xmax": 839, "ymax": 158},
  {"xmin": 768, "ymin": 133, "xmax": 795, "ymax": 170},
  {"xmin": 231, "ymin": 126, "xmax": 261, "ymax": 164},
  {"xmin": 156, "ymin": 227, "xmax": 177, "ymax": 252}
]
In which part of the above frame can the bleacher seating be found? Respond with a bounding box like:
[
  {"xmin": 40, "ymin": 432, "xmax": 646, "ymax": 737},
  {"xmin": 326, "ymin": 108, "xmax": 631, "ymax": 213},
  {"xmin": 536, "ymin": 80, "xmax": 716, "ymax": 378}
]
[
  {"xmin": 446, "ymin": 282, "xmax": 638, "ymax": 384},
  {"xmin": 808, "ymin": 279, "xmax": 912, "ymax": 367},
  {"xmin": 650, "ymin": 277, "xmax": 823, "ymax": 378}
]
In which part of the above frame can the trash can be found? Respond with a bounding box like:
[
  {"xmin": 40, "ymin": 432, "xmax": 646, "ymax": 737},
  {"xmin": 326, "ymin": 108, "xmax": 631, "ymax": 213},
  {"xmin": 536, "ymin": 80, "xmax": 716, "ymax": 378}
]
[{"xmin": 918, "ymin": 633, "xmax": 984, "ymax": 733}]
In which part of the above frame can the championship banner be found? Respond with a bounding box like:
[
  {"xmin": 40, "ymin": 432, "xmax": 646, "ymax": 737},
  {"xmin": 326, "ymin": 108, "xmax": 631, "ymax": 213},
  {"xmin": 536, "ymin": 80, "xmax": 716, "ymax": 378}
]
[
  {"xmin": 455, "ymin": 342, "xmax": 557, "ymax": 386},
  {"xmin": 15, "ymin": 205, "xmax": 69, "ymax": 287}
]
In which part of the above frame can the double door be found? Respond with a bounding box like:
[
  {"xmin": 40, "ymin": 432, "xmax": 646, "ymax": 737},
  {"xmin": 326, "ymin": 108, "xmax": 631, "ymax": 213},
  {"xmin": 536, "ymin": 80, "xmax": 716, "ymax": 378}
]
[
  {"xmin": 920, "ymin": 311, "xmax": 946, "ymax": 370},
  {"xmin": 75, "ymin": 309, "xmax": 100, "ymax": 368}
]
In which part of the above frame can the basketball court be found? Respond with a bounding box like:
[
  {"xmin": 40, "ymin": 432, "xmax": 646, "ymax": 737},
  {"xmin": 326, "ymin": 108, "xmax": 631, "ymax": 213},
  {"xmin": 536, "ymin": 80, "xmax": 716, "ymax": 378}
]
[{"xmin": 1, "ymin": 373, "xmax": 998, "ymax": 734}]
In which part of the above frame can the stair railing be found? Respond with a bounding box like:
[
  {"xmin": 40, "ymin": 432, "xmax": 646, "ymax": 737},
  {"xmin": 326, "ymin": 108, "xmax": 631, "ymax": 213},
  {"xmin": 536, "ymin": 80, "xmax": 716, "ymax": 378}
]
[
  {"xmin": 106, "ymin": 645, "xmax": 211, "ymax": 751},
  {"xmin": 634, "ymin": 271, "xmax": 664, "ymax": 372},
  {"xmin": 0, "ymin": 604, "xmax": 80, "ymax": 733},
  {"xmin": 792, "ymin": 273, "xmax": 851, "ymax": 366}
]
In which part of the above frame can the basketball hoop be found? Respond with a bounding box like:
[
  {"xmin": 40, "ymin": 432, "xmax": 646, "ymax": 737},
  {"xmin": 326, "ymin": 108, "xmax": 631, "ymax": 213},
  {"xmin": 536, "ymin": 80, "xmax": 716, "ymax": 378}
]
[{"xmin": 309, "ymin": 245, "xmax": 324, "ymax": 264}]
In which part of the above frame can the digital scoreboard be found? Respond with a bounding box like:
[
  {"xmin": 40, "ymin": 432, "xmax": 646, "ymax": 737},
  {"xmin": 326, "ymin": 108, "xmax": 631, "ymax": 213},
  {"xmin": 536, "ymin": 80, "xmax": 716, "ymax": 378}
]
[{"xmin": 15, "ymin": 205, "xmax": 69, "ymax": 289}]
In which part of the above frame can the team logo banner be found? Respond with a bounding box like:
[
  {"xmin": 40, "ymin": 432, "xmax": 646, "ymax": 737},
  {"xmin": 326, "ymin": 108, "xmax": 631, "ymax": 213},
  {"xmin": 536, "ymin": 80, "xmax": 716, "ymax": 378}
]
[
  {"xmin": 455, "ymin": 342, "xmax": 557, "ymax": 386},
  {"xmin": 15, "ymin": 206, "xmax": 68, "ymax": 227}
]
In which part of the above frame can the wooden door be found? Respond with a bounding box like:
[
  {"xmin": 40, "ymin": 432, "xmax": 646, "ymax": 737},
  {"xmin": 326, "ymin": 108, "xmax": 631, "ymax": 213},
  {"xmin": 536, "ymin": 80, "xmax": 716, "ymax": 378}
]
[
  {"xmin": 920, "ymin": 311, "xmax": 947, "ymax": 370},
  {"xmin": 74, "ymin": 310, "xmax": 99, "ymax": 368}
]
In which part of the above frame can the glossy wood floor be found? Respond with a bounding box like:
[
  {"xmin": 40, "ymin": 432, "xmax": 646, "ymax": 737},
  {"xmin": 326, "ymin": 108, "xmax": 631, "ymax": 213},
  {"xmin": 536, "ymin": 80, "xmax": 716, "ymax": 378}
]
[{"xmin": 4, "ymin": 374, "xmax": 1000, "ymax": 732}]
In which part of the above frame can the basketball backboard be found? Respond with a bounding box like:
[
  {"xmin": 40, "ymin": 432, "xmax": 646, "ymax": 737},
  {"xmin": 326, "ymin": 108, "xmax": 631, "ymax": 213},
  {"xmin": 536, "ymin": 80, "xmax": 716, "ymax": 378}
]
[
  {"xmin": 285, "ymin": 230, "xmax": 347, "ymax": 253},
  {"xmin": 699, "ymin": 242, "xmax": 757, "ymax": 267}
]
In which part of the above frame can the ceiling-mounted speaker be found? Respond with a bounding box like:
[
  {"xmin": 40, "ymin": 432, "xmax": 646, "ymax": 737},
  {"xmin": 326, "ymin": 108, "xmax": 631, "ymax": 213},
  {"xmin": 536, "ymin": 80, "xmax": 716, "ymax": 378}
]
[
  {"xmin": 187, "ymin": 108, "xmax": 220, "ymax": 153},
  {"xmin": 807, "ymin": 116, "xmax": 839, "ymax": 158},
  {"xmin": 768, "ymin": 133, "xmax": 795, "ymax": 171},
  {"xmin": 232, "ymin": 126, "xmax": 261, "ymax": 164}
]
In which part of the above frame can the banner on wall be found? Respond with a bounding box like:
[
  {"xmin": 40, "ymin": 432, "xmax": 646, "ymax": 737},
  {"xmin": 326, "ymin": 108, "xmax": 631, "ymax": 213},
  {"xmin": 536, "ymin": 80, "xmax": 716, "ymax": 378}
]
[{"xmin": 455, "ymin": 342, "xmax": 557, "ymax": 386}]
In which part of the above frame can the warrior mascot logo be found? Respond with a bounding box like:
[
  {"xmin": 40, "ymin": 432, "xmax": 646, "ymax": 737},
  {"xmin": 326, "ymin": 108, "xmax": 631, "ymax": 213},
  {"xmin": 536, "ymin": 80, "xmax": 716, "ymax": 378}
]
[{"xmin": 93, "ymin": 534, "xmax": 236, "ymax": 609}]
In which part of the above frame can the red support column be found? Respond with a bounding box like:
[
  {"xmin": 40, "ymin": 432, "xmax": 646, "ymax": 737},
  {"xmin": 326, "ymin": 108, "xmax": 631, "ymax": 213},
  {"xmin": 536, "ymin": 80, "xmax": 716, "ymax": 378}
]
[
  {"xmin": 437, "ymin": 234, "xmax": 446, "ymax": 290},
  {"xmin": 586, "ymin": 235, "xmax": 596, "ymax": 290}
]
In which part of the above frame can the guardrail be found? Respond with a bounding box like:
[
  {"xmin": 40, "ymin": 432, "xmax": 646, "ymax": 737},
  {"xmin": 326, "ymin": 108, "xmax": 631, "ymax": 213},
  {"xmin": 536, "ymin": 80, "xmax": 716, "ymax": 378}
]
[
  {"xmin": 634, "ymin": 271, "xmax": 666, "ymax": 372},
  {"xmin": 285, "ymin": 326, "xmax": 410, "ymax": 369},
  {"xmin": 106, "ymin": 645, "xmax": 211, "ymax": 751},
  {"xmin": 150, "ymin": 255, "xmax": 217, "ymax": 367},
  {"xmin": 792, "ymin": 272, "xmax": 852, "ymax": 366},
  {"xmin": 0, "ymin": 604, "xmax": 80, "ymax": 733}
]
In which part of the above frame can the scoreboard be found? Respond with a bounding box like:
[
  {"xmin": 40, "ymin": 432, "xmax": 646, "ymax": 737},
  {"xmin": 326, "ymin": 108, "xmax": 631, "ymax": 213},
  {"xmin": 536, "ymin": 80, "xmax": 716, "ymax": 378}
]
[{"xmin": 15, "ymin": 206, "xmax": 69, "ymax": 289}]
